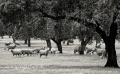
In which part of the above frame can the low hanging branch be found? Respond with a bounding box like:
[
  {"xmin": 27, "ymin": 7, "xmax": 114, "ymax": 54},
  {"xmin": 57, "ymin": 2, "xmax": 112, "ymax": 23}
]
[{"xmin": 35, "ymin": 7, "xmax": 83, "ymax": 22}]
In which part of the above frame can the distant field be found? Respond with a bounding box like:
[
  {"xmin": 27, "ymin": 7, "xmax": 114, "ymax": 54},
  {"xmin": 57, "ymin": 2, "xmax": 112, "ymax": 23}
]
[{"xmin": 0, "ymin": 36, "xmax": 120, "ymax": 74}]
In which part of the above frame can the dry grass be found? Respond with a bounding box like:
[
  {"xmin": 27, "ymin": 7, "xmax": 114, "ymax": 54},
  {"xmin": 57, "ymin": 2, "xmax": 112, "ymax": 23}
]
[{"xmin": 0, "ymin": 36, "xmax": 120, "ymax": 74}]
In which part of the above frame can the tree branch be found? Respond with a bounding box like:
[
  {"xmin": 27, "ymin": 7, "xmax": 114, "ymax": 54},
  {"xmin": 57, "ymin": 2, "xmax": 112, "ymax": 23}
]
[
  {"xmin": 35, "ymin": 8, "xmax": 83, "ymax": 23},
  {"xmin": 51, "ymin": 38, "xmax": 58, "ymax": 43},
  {"xmin": 95, "ymin": 20, "xmax": 107, "ymax": 40},
  {"xmin": 112, "ymin": 12, "xmax": 118, "ymax": 24}
]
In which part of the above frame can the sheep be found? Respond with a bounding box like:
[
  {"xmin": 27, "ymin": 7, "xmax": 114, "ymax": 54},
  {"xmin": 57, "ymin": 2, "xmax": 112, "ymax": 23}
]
[
  {"xmin": 94, "ymin": 48, "xmax": 107, "ymax": 59},
  {"xmin": 5, "ymin": 42, "xmax": 12, "ymax": 46},
  {"xmin": 11, "ymin": 49, "xmax": 22, "ymax": 57},
  {"xmin": 50, "ymin": 47, "xmax": 58, "ymax": 54},
  {"xmin": 68, "ymin": 39, "xmax": 74, "ymax": 43},
  {"xmin": 39, "ymin": 47, "xmax": 50, "ymax": 58},
  {"xmin": 21, "ymin": 49, "xmax": 34, "ymax": 56},
  {"xmin": 74, "ymin": 45, "xmax": 81, "ymax": 54},
  {"xmin": 7, "ymin": 43, "xmax": 16, "ymax": 51},
  {"xmin": 85, "ymin": 47, "xmax": 96, "ymax": 55},
  {"xmin": 32, "ymin": 47, "xmax": 45, "ymax": 54}
]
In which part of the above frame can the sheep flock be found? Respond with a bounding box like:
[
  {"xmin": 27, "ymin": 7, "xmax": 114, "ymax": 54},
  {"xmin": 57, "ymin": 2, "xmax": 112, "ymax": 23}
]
[
  {"xmin": 4, "ymin": 41, "xmax": 107, "ymax": 59},
  {"xmin": 4, "ymin": 42, "xmax": 58, "ymax": 58}
]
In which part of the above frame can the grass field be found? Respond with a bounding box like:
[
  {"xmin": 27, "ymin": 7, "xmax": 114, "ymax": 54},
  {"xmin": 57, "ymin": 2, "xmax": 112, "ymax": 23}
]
[{"xmin": 0, "ymin": 36, "xmax": 120, "ymax": 74}]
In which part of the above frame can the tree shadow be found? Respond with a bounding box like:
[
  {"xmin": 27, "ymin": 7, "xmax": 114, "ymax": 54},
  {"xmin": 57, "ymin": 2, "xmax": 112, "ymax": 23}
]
[{"xmin": 43, "ymin": 65, "xmax": 120, "ymax": 70}]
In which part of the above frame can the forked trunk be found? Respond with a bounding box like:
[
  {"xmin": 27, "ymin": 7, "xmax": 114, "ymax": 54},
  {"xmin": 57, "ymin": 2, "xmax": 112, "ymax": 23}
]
[
  {"xmin": 95, "ymin": 19, "xmax": 119, "ymax": 68},
  {"xmin": 79, "ymin": 36, "xmax": 92, "ymax": 55}
]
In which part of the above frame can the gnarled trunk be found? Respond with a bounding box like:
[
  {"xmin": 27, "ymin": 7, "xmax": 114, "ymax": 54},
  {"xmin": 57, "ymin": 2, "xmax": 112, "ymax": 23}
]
[
  {"xmin": 79, "ymin": 36, "xmax": 93, "ymax": 55},
  {"xmin": 104, "ymin": 22, "xmax": 118, "ymax": 67},
  {"xmin": 95, "ymin": 19, "xmax": 119, "ymax": 67}
]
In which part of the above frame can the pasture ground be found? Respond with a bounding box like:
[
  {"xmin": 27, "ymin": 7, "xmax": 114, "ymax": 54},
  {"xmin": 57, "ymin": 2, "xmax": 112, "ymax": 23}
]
[{"xmin": 0, "ymin": 36, "xmax": 120, "ymax": 74}]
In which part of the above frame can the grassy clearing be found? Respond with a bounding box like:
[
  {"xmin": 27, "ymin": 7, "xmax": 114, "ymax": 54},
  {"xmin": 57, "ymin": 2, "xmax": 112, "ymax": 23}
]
[{"xmin": 0, "ymin": 36, "xmax": 120, "ymax": 74}]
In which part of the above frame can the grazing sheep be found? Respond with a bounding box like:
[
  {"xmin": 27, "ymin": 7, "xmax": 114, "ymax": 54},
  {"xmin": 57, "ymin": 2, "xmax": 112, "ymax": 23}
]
[
  {"xmin": 5, "ymin": 42, "xmax": 12, "ymax": 46},
  {"xmin": 74, "ymin": 45, "xmax": 80, "ymax": 54},
  {"xmin": 32, "ymin": 47, "xmax": 45, "ymax": 54},
  {"xmin": 11, "ymin": 49, "xmax": 22, "ymax": 57},
  {"xmin": 7, "ymin": 43, "xmax": 16, "ymax": 51},
  {"xmin": 21, "ymin": 49, "xmax": 34, "ymax": 56},
  {"xmin": 85, "ymin": 47, "xmax": 96, "ymax": 55},
  {"xmin": 39, "ymin": 47, "xmax": 50, "ymax": 58},
  {"xmin": 68, "ymin": 39, "xmax": 74, "ymax": 43},
  {"xmin": 94, "ymin": 48, "xmax": 107, "ymax": 59},
  {"xmin": 50, "ymin": 47, "xmax": 58, "ymax": 54}
]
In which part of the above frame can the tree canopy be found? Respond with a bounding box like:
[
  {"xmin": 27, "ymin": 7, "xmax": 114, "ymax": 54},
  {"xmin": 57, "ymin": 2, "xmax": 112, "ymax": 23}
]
[{"xmin": 0, "ymin": 0, "xmax": 120, "ymax": 68}]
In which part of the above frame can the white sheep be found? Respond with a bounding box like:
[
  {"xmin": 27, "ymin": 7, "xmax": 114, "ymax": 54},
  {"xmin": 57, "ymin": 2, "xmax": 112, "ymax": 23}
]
[
  {"xmin": 32, "ymin": 47, "xmax": 45, "ymax": 54},
  {"xmin": 11, "ymin": 49, "xmax": 22, "ymax": 57},
  {"xmin": 95, "ymin": 48, "xmax": 107, "ymax": 59},
  {"xmin": 50, "ymin": 47, "xmax": 58, "ymax": 54},
  {"xmin": 39, "ymin": 47, "xmax": 49, "ymax": 58},
  {"xmin": 85, "ymin": 47, "xmax": 96, "ymax": 55},
  {"xmin": 21, "ymin": 49, "xmax": 34, "ymax": 56},
  {"xmin": 74, "ymin": 45, "xmax": 81, "ymax": 54}
]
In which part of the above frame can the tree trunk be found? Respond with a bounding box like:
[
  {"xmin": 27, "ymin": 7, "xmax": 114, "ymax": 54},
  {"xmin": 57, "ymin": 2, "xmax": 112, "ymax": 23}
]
[
  {"xmin": 95, "ymin": 20, "xmax": 119, "ymax": 68},
  {"xmin": 104, "ymin": 22, "xmax": 119, "ymax": 67},
  {"xmin": 24, "ymin": 39, "xmax": 27, "ymax": 44},
  {"xmin": 12, "ymin": 35, "xmax": 16, "ymax": 43},
  {"xmin": 56, "ymin": 40, "xmax": 62, "ymax": 53},
  {"xmin": 52, "ymin": 39, "xmax": 63, "ymax": 53},
  {"xmin": 79, "ymin": 39, "xmax": 86, "ymax": 55},
  {"xmin": 46, "ymin": 39, "xmax": 52, "ymax": 49},
  {"xmin": 28, "ymin": 36, "xmax": 31, "ymax": 47},
  {"xmin": 105, "ymin": 38, "xmax": 118, "ymax": 67}
]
